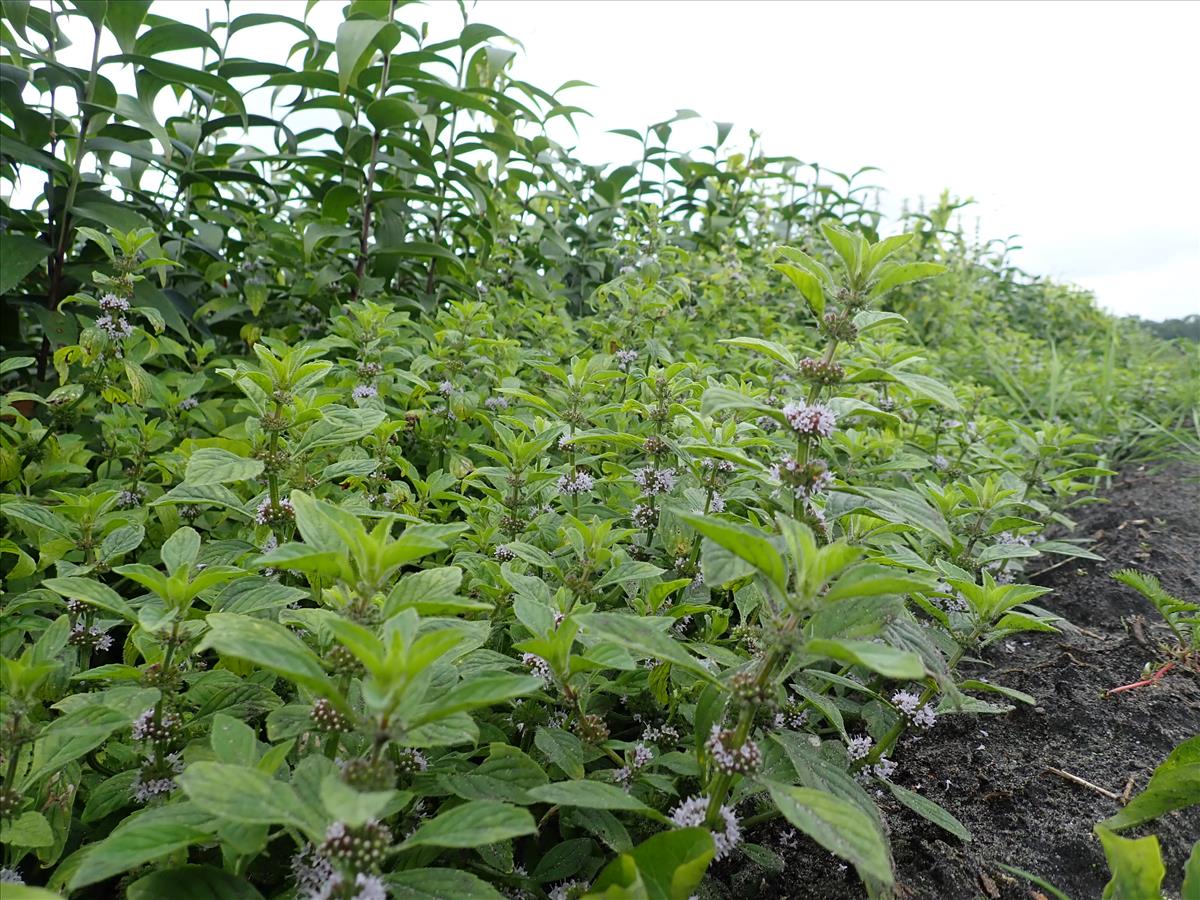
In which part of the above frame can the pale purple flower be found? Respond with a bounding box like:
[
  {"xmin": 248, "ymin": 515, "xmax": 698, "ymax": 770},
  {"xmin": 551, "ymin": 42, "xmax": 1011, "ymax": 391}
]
[
  {"xmin": 847, "ymin": 734, "xmax": 873, "ymax": 761},
  {"xmin": 0, "ymin": 868, "xmax": 24, "ymax": 884},
  {"xmin": 178, "ymin": 397, "xmax": 199, "ymax": 411},
  {"xmin": 485, "ymin": 395, "xmax": 509, "ymax": 411},
  {"xmin": 116, "ymin": 488, "xmax": 143, "ymax": 509},
  {"xmin": 99, "ymin": 292, "xmax": 130, "ymax": 311},
  {"xmin": 255, "ymin": 497, "xmax": 295, "ymax": 525},
  {"xmin": 932, "ymin": 453, "xmax": 950, "ymax": 471},
  {"xmin": 556, "ymin": 471, "xmax": 594, "ymax": 494},
  {"xmin": 709, "ymin": 493, "xmax": 726, "ymax": 513},
  {"xmin": 706, "ymin": 724, "xmax": 762, "ymax": 774},
  {"xmin": 669, "ymin": 795, "xmax": 742, "ymax": 860},
  {"xmin": 352, "ymin": 384, "xmax": 378, "ymax": 401},
  {"xmin": 522, "ymin": 653, "xmax": 552, "ymax": 682},
  {"xmin": 548, "ymin": 880, "xmax": 589, "ymax": 900},
  {"xmin": 634, "ymin": 467, "xmax": 675, "ymax": 495},
  {"xmin": 291, "ymin": 844, "xmax": 334, "ymax": 896},
  {"xmin": 96, "ymin": 314, "xmax": 134, "ymax": 339},
  {"xmin": 871, "ymin": 757, "xmax": 898, "ymax": 780},
  {"xmin": 438, "ymin": 380, "xmax": 454, "ymax": 397},
  {"xmin": 615, "ymin": 349, "xmax": 639, "ymax": 371},
  {"xmin": 782, "ymin": 401, "xmax": 836, "ymax": 438}
]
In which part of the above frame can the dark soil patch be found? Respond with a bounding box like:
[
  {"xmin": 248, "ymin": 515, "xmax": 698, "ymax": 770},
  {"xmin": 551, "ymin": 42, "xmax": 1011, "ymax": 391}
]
[{"xmin": 736, "ymin": 463, "xmax": 1200, "ymax": 899}]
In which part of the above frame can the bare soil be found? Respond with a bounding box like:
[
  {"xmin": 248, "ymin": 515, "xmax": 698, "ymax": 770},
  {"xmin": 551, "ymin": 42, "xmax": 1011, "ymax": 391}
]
[{"xmin": 734, "ymin": 463, "xmax": 1200, "ymax": 899}]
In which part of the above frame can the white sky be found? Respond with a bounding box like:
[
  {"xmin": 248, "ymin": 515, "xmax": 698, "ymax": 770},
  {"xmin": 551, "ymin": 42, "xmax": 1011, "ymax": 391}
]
[{"xmin": 31, "ymin": 0, "xmax": 1200, "ymax": 320}]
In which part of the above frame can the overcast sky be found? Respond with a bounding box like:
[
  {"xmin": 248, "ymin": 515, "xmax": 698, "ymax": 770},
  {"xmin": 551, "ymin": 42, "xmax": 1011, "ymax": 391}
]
[{"xmin": 37, "ymin": 1, "xmax": 1200, "ymax": 320}]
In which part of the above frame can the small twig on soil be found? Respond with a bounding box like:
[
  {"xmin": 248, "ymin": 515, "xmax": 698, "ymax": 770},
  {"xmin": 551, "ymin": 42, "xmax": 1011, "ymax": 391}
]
[
  {"xmin": 1120, "ymin": 774, "xmax": 1136, "ymax": 804},
  {"xmin": 1044, "ymin": 766, "xmax": 1122, "ymax": 800},
  {"xmin": 1104, "ymin": 661, "xmax": 1176, "ymax": 697}
]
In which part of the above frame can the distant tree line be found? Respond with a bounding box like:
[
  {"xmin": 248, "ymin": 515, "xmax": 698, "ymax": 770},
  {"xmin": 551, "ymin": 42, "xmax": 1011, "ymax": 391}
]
[{"xmin": 1128, "ymin": 314, "xmax": 1200, "ymax": 342}]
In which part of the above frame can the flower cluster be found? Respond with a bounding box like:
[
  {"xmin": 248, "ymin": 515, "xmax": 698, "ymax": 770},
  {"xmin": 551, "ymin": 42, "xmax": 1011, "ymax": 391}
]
[
  {"xmin": 614, "ymin": 348, "xmax": 639, "ymax": 371},
  {"xmin": 96, "ymin": 291, "xmax": 135, "ymax": 340},
  {"xmin": 769, "ymin": 456, "xmax": 834, "ymax": 499},
  {"xmin": 255, "ymin": 497, "xmax": 295, "ymax": 525},
  {"xmin": 631, "ymin": 502, "xmax": 658, "ymax": 529},
  {"xmin": 781, "ymin": 401, "xmax": 837, "ymax": 437},
  {"xmin": 634, "ymin": 466, "xmax": 675, "ymax": 495},
  {"xmin": 556, "ymin": 470, "xmax": 594, "ymax": 494},
  {"xmin": 338, "ymin": 757, "xmax": 396, "ymax": 791},
  {"xmin": 846, "ymin": 734, "xmax": 873, "ymax": 761},
  {"xmin": 292, "ymin": 844, "xmax": 335, "ymax": 897},
  {"xmin": 320, "ymin": 820, "xmax": 392, "ymax": 871},
  {"xmin": 548, "ymin": 880, "xmax": 590, "ymax": 900},
  {"xmin": 310, "ymin": 698, "xmax": 353, "ymax": 733},
  {"xmin": 484, "ymin": 395, "xmax": 509, "ymax": 411},
  {"xmin": 522, "ymin": 652, "xmax": 552, "ymax": 682},
  {"xmin": 614, "ymin": 742, "xmax": 654, "ymax": 786},
  {"xmin": 307, "ymin": 872, "xmax": 388, "ymax": 900},
  {"xmin": 705, "ymin": 725, "xmax": 763, "ymax": 775},
  {"xmin": 669, "ymin": 795, "xmax": 742, "ymax": 861},
  {"xmin": 116, "ymin": 488, "xmax": 144, "ymax": 509},
  {"xmin": 69, "ymin": 621, "xmax": 114, "ymax": 651},
  {"xmin": 351, "ymin": 384, "xmax": 378, "ymax": 402},
  {"xmin": 891, "ymin": 690, "xmax": 937, "ymax": 728},
  {"xmin": 131, "ymin": 752, "xmax": 184, "ymax": 804},
  {"xmin": 394, "ymin": 748, "xmax": 429, "ymax": 775},
  {"xmin": 798, "ymin": 357, "xmax": 845, "ymax": 385},
  {"xmin": 131, "ymin": 707, "xmax": 181, "ymax": 743},
  {"xmin": 493, "ymin": 544, "xmax": 516, "ymax": 561}
]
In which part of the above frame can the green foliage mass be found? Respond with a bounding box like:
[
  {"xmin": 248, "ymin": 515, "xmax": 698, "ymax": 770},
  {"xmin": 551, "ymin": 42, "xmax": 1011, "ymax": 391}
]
[{"xmin": 0, "ymin": 2, "xmax": 1197, "ymax": 898}]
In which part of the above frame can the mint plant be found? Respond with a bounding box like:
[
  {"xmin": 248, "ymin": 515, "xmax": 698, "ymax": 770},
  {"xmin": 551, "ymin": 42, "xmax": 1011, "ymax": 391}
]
[{"xmin": 0, "ymin": 2, "xmax": 1197, "ymax": 897}]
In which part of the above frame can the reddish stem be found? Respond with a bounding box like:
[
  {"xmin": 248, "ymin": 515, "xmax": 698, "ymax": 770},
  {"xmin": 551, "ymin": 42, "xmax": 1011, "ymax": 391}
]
[{"xmin": 1104, "ymin": 661, "xmax": 1176, "ymax": 696}]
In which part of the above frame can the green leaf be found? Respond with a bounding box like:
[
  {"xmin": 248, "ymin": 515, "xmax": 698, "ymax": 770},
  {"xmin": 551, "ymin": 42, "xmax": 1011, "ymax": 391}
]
[
  {"xmin": 197, "ymin": 612, "xmax": 339, "ymax": 702},
  {"xmin": 98, "ymin": 524, "xmax": 144, "ymax": 561},
  {"xmin": 527, "ymin": 780, "xmax": 654, "ymax": 813},
  {"xmin": 335, "ymin": 19, "xmax": 386, "ymax": 93},
  {"xmin": 535, "ymin": 727, "xmax": 585, "ymax": 780},
  {"xmin": 386, "ymin": 869, "xmax": 504, "ymax": 899},
  {"xmin": 400, "ymin": 800, "xmax": 536, "ymax": 849},
  {"xmin": 178, "ymin": 762, "xmax": 322, "ymax": 838},
  {"xmin": 868, "ymin": 262, "xmax": 946, "ymax": 298},
  {"xmin": 104, "ymin": 0, "xmax": 151, "ymax": 52},
  {"xmin": 765, "ymin": 782, "xmax": 893, "ymax": 886},
  {"xmin": 0, "ymin": 233, "xmax": 50, "ymax": 294},
  {"xmin": 575, "ymin": 613, "xmax": 719, "ymax": 684},
  {"xmin": 1, "ymin": 810, "xmax": 54, "ymax": 847},
  {"xmin": 804, "ymin": 638, "xmax": 925, "ymax": 679},
  {"xmin": 185, "ymin": 448, "xmax": 264, "ymax": 486},
  {"xmin": 161, "ymin": 525, "xmax": 200, "ymax": 575},
  {"xmin": 676, "ymin": 512, "xmax": 786, "ymax": 591},
  {"xmin": 590, "ymin": 828, "xmax": 714, "ymax": 900},
  {"xmin": 319, "ymin": 774, "xmax": 397, "ymax": 828},
  {"xmin": 884, "ymin": 782, "xmax": 971, "ymax": 842},
  {"xmin": 415, "ymin": 674, "xmax": 540, "ymax": 723},
  {"xmin": 44, "ymin": 576, "xmax": 138, "ymax": 621},
  {"xmin": 718, "ymin": 337, "xmax": 798, "ymax": 369},
  {"xmin": 770, "ymin": 262, "xmax": 825, "ymax": 316},
  {"xmin": 1102, "ymin": 735, "xmax": 1200, "ymax": 831},
  {"xmin": 1096, "ymin": 827, "xmax": 1165, "ymax": 900},
  {"xmin": 211, "ymin": 713, "xmax": 258, "ymax": 766},
  {"xmin": 69, "ymin": 803, "xmax": 216, "ymax": 888},
  {"xmin": 127, "ymin": 866, "xmax": 265, "ymax": 900}
]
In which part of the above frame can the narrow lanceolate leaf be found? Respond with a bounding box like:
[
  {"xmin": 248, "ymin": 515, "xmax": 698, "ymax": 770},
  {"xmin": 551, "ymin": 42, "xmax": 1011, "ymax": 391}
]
[
  {"xmin": 764, "ymin": 782, "xmax": 893, "ymax": 886},
  {"xmin": 885, "ymin": 782, "xmax": 971, "ymax": 842}
]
